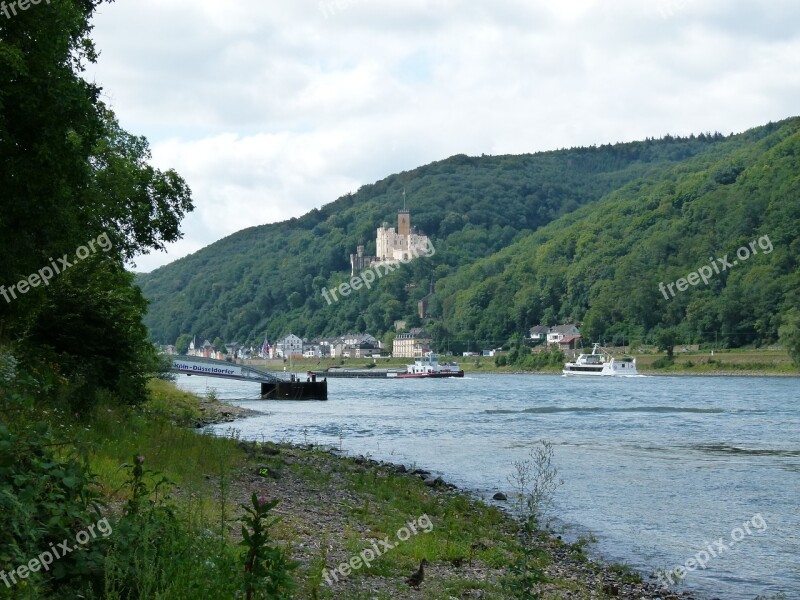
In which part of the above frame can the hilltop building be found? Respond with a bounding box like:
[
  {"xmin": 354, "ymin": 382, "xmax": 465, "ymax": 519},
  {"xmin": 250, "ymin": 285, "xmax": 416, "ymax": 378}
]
[
  {"xmin": 350, "ymin": 191, "xmax": 430, "ymax": 275},
  {"xmin": 350, "ymin": 241, "xmax": 375, "ymax": 275}
]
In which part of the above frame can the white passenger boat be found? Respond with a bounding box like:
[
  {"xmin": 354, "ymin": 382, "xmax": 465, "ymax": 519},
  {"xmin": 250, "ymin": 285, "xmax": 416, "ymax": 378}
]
[
  {"xmin": 562, "ymin": 344, "xmax": 638, "ymax": 376},
  {"xmin": 387, "ymin": 354, "xmax": 464, "ymax": 378}
]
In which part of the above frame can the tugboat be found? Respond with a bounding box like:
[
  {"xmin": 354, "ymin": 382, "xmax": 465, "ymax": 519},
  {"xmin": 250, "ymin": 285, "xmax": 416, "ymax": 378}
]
[
  {"xmin": 389, "ymin": 354, "xmax": 464, "ymax": 378},
  {"xmin": 562, "ymin": 343, "xmax": 638, "ymax": 376}
]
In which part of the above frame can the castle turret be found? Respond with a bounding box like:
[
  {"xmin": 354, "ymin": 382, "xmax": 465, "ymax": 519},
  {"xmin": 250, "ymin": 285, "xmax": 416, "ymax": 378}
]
[
  {"xmin": 398, "ymin": 188, "xmax": 410, "ymax": 237},
  {"xmin": 398, "ymin": 208, "xmax": 410, "ymax": 237}
]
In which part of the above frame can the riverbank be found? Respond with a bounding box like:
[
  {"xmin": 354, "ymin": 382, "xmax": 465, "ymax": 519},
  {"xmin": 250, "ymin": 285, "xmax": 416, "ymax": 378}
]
[
  {"xmin": 9, "ymin": 373, "xmax": 788, "ymax": 597},
  {"xmin": 248, "ymin": 347, "xmax": 798, "ymax": 377},
  {"xmin": 137, "ymin": 380, "xmax": 701, "ymax": 599}
]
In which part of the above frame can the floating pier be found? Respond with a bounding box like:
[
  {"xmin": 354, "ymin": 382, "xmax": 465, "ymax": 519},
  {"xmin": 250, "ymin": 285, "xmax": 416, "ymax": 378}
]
[
  {"xmin": 169, "ymin": 356, "xmax": 327, "ymax": 400},
  {"xmin": 260, "ymin": 380, "xmax": 328, "ymax": 400}
]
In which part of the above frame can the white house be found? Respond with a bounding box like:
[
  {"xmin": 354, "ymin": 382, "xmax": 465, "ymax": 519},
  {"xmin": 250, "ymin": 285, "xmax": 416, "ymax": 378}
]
[
  {"xmin": 275, "ymin": 334, "xmax": 304, "ymax": 358},
  {"xmin": 529, "ymin": 325, "xmax": 549, "ymax": 342},
  {"xmin": 547, "ymin": 324, "xmax": 581, "ymax": 345},
  {"xmin": 340, "ymin": 333, "xmax": 379, "ymax": 347},
  {"xmin": 303, "ymin": 344, "xmax": 321, "ymax": 359}
]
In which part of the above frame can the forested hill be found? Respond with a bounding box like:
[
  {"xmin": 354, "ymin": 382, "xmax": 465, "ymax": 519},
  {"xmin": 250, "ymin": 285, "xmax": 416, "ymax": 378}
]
[
  {"xmin": 435, "ymin": 118, "xmax": 800, "ymax": 349},
  {"xmin": 137, "ymin": 119, "xmax": 798, "ymax": 349}
]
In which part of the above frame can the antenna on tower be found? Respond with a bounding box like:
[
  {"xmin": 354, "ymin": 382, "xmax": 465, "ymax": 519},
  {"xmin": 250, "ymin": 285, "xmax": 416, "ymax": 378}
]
[{"xmin": 402, "ymin": 187, "xmax": 407, "ymax": 211}]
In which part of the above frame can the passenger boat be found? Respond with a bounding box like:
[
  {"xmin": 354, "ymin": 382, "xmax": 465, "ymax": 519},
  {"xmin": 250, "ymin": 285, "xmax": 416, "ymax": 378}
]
[
  {"xmin": 388, "ymin": 354, "xmax": 464, "ymax": 378},
  {"xmin": 562, "ymin": 343, "xmax": 638, "ymax": 376}
]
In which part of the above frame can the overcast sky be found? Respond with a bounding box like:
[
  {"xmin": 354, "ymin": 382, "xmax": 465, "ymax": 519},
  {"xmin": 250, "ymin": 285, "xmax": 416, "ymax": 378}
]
[{"xmin": 85, "ymin": 0, "xmax": 800, "ymax": 272}]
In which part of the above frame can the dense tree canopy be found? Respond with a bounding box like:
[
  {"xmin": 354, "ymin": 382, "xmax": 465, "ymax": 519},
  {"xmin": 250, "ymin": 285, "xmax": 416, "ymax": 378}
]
[
  {"xmin": 0, "ymin": 0, "xmax": 193, "ymax": 406},
  {"xmin": 436, "ymin": 120, "xmax": 799, "ymax": 349},
  {"xmin": 138, "ymin": 134, "xmax": 734, "ymax": 346}
]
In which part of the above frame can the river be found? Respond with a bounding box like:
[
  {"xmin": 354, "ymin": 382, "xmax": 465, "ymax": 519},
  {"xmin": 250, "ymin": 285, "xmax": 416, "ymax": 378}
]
[{"xmin": 174, "ymin": 373, "xmax": 799, "ymax": 599}]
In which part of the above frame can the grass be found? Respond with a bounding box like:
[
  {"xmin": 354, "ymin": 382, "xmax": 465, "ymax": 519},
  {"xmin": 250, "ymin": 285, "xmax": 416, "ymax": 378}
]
[
  {"xmin": 82, "ymin": 391, "xmax": 245, "ymax": 503},
  {"xmin": 637, "ymin": 349, "xmax": 798, "ymax": 374},
  {"xmin": 247, "ymin": 347, "xmax": 799, "ymax": 375},
  {"xmin": 608, "ymin": 563, "xmax": 644, "ymax": 584},
  {"xmin": 271, "ymin": 444, "xmax": 523, "ymax": 596},
  {"xmin": 4, "ymin": 378, "xmax": 683, "ymax": 598},
  {"xmin": 144, "ymin": 378, "xmax": 208, "ymax": 425},
  {"xmin": 49, "ymin": 384, "xmax": 527, "ymax": 597}
]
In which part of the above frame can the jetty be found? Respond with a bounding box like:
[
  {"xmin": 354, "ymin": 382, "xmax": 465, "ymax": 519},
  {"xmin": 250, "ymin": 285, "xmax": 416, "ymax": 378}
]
[
  {"xmin": 309, "ymin": 368, "xmax": 403, "ymax": 379},
  {"xmin": 169, "ymin": 356, "xmax": 327, "ymax": 400}
]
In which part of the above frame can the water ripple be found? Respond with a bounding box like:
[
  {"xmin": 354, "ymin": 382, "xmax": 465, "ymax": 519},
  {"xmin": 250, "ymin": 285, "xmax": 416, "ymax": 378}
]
[
  {"xmin": 691, "ymin": 444, "xmax": 800, "ymax": 457},
  {"xmin": 485, "ymin": 406, "xmax": 725, "ymax": 414}
]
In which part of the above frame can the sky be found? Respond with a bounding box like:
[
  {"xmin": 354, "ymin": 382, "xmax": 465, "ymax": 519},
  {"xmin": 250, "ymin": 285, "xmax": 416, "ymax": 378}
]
[{"xmin": 84, "ymin": 0, "xmax": 800, "ymax": 272}]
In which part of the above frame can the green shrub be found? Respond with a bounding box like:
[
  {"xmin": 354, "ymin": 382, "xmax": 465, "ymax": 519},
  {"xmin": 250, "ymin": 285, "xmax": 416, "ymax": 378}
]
[
  {"xmin": 0, "ymin": 421, "xmax": 107, "ymax": 598},
  {"xmin": 239, "ymin": 494, "xmax": 297, "ymax": 600},
  {"xmin": 516, "ymin": 351, "xmax": 565, "ymax": 371}
]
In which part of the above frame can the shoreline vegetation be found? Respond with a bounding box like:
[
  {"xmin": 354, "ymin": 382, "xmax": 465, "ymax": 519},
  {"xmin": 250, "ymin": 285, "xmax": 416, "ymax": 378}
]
[
  {"xmin": 120, "ymin": 381, "xmax": 703, "ymax": 598},
  {"xmin": 244, "ymin": 346, "xmax": 799, "ymax": 378},
  {"xmin": 159, "ymin": 383, "xmax": 696, "ymax": 600},
  {"xmin": 3, "ymin": 376, "xmax": 708, "ymax": 598}
]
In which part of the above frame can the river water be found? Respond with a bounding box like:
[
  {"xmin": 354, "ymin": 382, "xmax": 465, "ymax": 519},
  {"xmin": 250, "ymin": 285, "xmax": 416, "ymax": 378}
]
[{"xmin": 175, "ymin": 373, "xmax": 799, "ymax": 599}]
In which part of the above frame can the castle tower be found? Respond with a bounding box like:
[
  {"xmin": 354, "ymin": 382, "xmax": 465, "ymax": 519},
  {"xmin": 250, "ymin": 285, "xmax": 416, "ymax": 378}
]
[
  {"xmin": 398, "ymin": 209, "xmax": 410, "ymax": 237},
  {"xmin": 397, "ymin": 188, "xmax": 410, "ymax": 237}
]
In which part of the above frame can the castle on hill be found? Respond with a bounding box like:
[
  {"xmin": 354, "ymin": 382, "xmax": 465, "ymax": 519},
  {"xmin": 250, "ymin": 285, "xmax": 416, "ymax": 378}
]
[{"xmin": 350, "ymin": 194, "xmax": 431, "ymax": 276}]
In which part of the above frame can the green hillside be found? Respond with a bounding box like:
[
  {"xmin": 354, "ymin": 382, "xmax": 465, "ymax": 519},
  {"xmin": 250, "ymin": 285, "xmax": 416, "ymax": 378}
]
[
  {"xmin": 138, "ymin": 119, "xmax": 799, "ymax": 352},
  {"xmin": 436, "ymin": 118, "xmax": 800, "ymax": 349}
]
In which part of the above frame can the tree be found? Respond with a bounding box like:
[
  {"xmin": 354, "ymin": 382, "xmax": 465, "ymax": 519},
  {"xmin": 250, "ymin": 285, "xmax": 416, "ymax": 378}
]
[
  {"xmin": 26, "ymin": 257, "xmax": 160, "ymax": 408},
  {"xmin": 1, "ymin": 0, "xmax": 192, "ymax": 303},
  {"xmin": 1, "ymin": 0, "xmax": 193, "ymax": 406},
  {"xmin": 507, "ymin": 332, "xmax": 524, "ymax": 365},
  {"xmin": 656, "ymin": 328, "xmax": 680, "ymax": 360},
  {"xmin": 0, "ymin": 0, "xmax": 105, "ymax": 293},
  {"xmin": 213, "ymin": 337, "xmax": 225, "ymax": 353},
  {"xmin": 383, "ymin": 331, "xmax": 396, "ymax": 355},
  {"xmin": 84, "ymin": 106, "xmax": 193, "ymax": 264},
  {"xmin": 175, "ymin": 334, "xmax": 193, "ymax": 355},
  {"xmin": 778, "ymin": 311, "xmax": 800, "ymax": 367}
]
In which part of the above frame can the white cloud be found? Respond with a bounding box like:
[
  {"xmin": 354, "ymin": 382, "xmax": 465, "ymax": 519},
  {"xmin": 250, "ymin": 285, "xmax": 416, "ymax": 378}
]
[{"xmin": 85, "ymin": 0, "xmax": 800, "ymax": 272}]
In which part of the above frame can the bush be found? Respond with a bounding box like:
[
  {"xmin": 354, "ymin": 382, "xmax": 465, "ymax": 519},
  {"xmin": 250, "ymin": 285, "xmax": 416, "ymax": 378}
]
[
  {"xmin": 0, "ymin": 421, "xmax": 107, "ymax": 598},
  {"xmin": 240, "ymin": 494, "xmax": 297, "ymax": 599},
  {"xmin": 516, "ymin": 351, "xmax": 565, "ymax": 371},
  {"xmin": 103, "ymin": 455, "xmax": 181, "ymax": 599}
]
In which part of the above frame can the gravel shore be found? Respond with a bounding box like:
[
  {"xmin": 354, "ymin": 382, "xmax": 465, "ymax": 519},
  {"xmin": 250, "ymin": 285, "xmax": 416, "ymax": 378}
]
[{"xmin": 208, "ymin": 426, "xmax": 706, "ymax": 599}]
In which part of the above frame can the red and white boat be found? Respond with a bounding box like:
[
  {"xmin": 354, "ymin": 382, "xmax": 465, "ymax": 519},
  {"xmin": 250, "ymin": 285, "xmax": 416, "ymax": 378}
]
[{"xmin": 388, "ymin": 354, "xmax": 464, "ymax": 378}]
